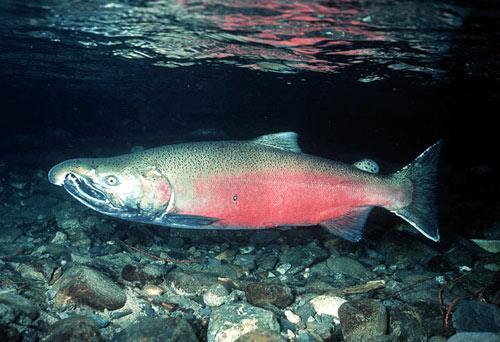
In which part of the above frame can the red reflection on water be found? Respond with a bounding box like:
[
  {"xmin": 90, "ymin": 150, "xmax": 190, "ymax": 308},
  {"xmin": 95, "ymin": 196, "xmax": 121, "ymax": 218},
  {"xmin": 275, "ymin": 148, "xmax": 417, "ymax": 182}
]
[{"xmin": 177, "ymin": 0, "xmax": 386, "ymax": 72}]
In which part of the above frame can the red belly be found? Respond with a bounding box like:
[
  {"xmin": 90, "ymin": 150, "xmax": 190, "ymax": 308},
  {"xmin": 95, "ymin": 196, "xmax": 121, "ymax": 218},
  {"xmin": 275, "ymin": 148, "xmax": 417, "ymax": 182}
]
[{"xmin": 178, "ymin": 170, "xmax": 385, "ymax": 228}]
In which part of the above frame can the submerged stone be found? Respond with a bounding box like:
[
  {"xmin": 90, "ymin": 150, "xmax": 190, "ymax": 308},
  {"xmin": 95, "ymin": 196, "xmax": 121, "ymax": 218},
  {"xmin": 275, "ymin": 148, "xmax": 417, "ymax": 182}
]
[
  {"xmin": 452, "ymin": 300, "xmax": 500, "ymax": 333},
  {"xmin": 0, "ymin": 292, "xmax": 39, "ymax": 321},
  {"xmin": 326, "ymin": 256, "xmax": 374, "ymax": 279},
  {"xmin": 53, "ymin": 265, "xmax": 126, "ymax": 311},
  {"xmin": 111, "ymin": 317, "xmax": 198, "ymax": 342},
  {"xmin": 203, "ymin": 283, "xmax": 229, "ymax": 307},
  {"xmin": 234, "ymin": 328, "xmax": 285, "ymax": 342},
  {"xmin": 45, "ymin": 316, "xmax": 103, "ymax": 342},
  {"xmin": 338, "ymin": 299, "xmax": 387, "ymax": 342},
  {"xmin": 309, "ymin": 294, "xmax": 347, "ymax": 323},
  {"xmin": 245, "ymin": 283, "xmax": 294, "ymax": 309},
  {"xmin": 447, "ymin": 332, "xmax": 500, "ymax": 342},
  {"xmin": 207, "ymin": 302, "xmax": 279, "ymax": 342}
]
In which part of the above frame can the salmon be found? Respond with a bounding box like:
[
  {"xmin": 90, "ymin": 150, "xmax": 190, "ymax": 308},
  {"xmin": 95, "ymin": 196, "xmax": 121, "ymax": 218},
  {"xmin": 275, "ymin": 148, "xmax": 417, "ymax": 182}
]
[{"xmin": 48, "ymin": 132, "xmax": 441, "ymax": 241}]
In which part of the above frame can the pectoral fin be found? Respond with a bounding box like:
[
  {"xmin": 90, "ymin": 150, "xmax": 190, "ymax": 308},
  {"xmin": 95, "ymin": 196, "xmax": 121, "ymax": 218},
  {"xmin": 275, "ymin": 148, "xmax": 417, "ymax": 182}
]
[
  {"xmin": 158, "ymin": 214, "xmax": 220, "ymax": 229},
  {"xmin": 320, "ymin": 207, "xmax": 373, "ymax": 242}
]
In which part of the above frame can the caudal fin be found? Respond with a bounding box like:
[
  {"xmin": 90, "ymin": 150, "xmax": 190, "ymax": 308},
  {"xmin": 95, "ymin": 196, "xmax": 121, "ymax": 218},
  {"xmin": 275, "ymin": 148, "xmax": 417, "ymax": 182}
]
[{"xmin": 391, "ymin": 141, "xmax": 442, "ymax": 242}]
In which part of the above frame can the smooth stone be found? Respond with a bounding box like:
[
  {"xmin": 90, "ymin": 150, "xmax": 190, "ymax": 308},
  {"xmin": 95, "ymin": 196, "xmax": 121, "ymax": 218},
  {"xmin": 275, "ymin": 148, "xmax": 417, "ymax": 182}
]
[
  {"xmin": 53, "ymin": 265, "xmax": 126, "ymax": 311},
  {"xmin": 309, "ymin": 294, "xmax": 347, "ymax": 322},
  {"xmin": 338, "ymin": 299, "xmax": 387, "ymax": 342},
  {"xmin": 447, "ymin": 332, "xmax": 500, "ymax": 342},
  {"xmin": 111, "ymin": 317, "xmax": 198, "ymax": 342},
  {"xmin": 279, "ymin": 243, "xmax": 328, "ymax": 274},
  {"xmin": 207, "ymin": 302, "xmax": 280, "ymax": 342},
  {"xmin": 326, "ymin": 256, "xmax": 374, "ymax": 279},
  {"xmin": 256, "ymin": 253, "xmax": 278, "ymax": 272},
  {"xmin": 166, "ymin": 270, "xmax": 218, "ymax": 297},
  {"xmin": 203, "ymin": 284, "xmax": 229, "ymax": 307},
  {"xmin": 284, "ymin": 310, "xmax": 300, "ymax": 324},
  {"xmin": 121, "ymin": 264, "xmax": 165, "ymax": 284},
  {"xmin": 45, "ymin": 316, "xmax": 103, "ymax": 342},
  {"xmin": 452, "ymin": 300, "xmax": 500, "ymax": 333},
  {"xmin": 0, "ymin": 292, "xmax": 39, "ymax": 320},
  {"xmin": 234, "ymin": 328, "xmax": 285, "ymax": 342},
  {"xmin": 245, "ymin": 283, "xmax": 294, "ymax": 309}
]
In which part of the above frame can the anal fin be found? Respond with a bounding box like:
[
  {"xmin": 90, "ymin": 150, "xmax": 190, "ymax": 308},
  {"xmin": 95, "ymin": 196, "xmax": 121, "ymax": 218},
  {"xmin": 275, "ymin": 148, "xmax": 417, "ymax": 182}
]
[{"xmin": 320, "ymin": 207, "xmax": 373, "ymax": 242}]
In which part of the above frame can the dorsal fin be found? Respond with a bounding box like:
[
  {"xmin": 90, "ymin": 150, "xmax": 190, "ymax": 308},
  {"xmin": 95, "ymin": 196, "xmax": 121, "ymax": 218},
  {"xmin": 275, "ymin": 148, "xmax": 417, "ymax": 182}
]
[
  {"xmin": 354, "ymin": 158, "xmax": 379, "ymax": 174},
  {"xmin": 252, "ymin": 132, "xmax": 302, "ymax": 153}
]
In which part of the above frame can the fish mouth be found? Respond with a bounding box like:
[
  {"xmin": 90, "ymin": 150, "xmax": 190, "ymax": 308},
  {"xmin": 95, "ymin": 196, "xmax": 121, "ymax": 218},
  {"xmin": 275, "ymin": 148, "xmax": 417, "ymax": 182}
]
[{"xmin": 63, "ymin": 172, "xmax": 120, "ymax": 214}]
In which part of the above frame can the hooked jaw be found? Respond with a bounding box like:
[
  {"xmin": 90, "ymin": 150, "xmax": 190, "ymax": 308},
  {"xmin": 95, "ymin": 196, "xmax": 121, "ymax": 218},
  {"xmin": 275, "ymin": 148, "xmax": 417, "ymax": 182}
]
[{"xmin": 48, "ymin": 160, "xmax": 123, "ymax": 215}]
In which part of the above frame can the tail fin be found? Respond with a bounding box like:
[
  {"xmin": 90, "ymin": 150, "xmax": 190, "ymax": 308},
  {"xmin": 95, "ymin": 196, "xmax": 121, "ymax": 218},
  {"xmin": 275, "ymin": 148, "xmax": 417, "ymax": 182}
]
[{"xmin": 391, "ymin": 141, "xmax": 442, "ymax": 242}]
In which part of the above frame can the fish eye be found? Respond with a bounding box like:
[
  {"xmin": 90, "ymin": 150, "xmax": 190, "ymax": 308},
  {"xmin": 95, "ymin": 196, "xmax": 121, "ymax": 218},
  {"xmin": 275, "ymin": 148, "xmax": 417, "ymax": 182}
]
[{"xmin": 105, "ymin": 175, "xmax": 119, "ymax": 186}]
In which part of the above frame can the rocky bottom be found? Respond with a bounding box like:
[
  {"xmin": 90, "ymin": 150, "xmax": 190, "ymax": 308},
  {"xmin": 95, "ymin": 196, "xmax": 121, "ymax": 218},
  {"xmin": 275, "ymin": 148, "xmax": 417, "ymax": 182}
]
[{"xmin": 0, "ymin": 164, "xmax": 499, "ymax": 341}]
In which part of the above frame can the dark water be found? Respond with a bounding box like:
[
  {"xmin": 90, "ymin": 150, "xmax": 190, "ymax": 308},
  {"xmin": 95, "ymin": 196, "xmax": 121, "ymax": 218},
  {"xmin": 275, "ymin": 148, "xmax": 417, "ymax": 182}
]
[{"xmin": 0, "ymin": 0, "xmax": 499, "ymax": 340}]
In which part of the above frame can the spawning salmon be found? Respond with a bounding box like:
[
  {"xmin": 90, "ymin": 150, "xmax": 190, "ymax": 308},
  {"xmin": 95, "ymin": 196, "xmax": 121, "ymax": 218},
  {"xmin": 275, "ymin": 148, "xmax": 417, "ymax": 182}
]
[{"xmin": 48, "ymin": 132, "xmax": 441, "ymax": 241}]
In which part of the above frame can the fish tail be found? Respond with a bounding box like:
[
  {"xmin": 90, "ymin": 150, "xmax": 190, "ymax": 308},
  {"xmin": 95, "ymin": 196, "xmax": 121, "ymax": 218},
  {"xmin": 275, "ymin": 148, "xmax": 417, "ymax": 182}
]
[{"xmin": 390, "ymin": 141, "xmax": 442, "ymax": 242}]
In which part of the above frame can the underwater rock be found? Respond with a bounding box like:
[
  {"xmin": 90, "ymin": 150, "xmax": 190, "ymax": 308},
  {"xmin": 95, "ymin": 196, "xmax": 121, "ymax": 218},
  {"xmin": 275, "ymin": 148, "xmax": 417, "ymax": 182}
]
[
  {"xmin": 376, "ymin": 231, "xmax": 438, "ymax": 268},
  {"xmin": 326, "ymin": 256, "xmax": 374, "ymax": 280},
  {"xmin": 338, "ymin": 299, "xmax": 387, "ymax": 342},
  {"xmin": 207, "ymin": 302, "xmax": 280, "ymax": 342},
  {"xmin": 0, "ymin": 292, "xmax": 39, "ymax": 321},
  {"xmin": 203, "ymin": 284, "xmax": 229, "ymax": 307},
  {"xmin": 121, "ymin": 264, "xmax": 165, "ymax": 284},
  {"xmin": 305, "ymin": 315, "xmax": 336, "ymax": 340},
  {"xmin": 447, "ymin": 332, "xmax": 500, "ymax": 342},
  {"xmin": 233, "ymin": 254, "xmax": 257, "ymax": 271},
  {"xmin": 309, "ymin": 294, "xmax": 347, "ymax": 322},
  {"xmin": 52, "ymin": 265, "xmax": 126, "ymax": 310},
  {"xmin": 278, "ymin": 242, "xmax": 328, "ymax": 275},
  {"xmin": 111, "ymin": 317, "xmax": 198, "ymax": 342},
  {"xmin": 166, "ymin": 270, "xmax": 219, "ymax": 297},
  {"xmin": 234, "ymin": 328, "xmax": 285, "ymax": 342},
  {"xmin": 256, "ymin": 252, "xmax": 278, "ymax": 272},
  {"xmin": 397, "ymin": 274, "xmax": 440, "ymax": 304},
  {"xmin": 245, "ymin": 283, "xmax": 294, "ymax": 309},
  {"xmin": 45, "ymin": 316, "xmax": 103, "ymax": 342},
  {"xmin": 452, "ymin": 300, "xmax": 500, "ymax": 333},
  {"xmin": 388, "ymin": 303, "xmax": 428, "ymax": 341}
]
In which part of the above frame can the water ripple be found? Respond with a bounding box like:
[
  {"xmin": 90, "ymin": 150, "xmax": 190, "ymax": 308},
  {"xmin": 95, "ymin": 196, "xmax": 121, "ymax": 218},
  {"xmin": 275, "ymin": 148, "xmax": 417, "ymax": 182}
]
[{"xmin": 2, "ymin": 0, "xmax": 468, "ymax": 77}]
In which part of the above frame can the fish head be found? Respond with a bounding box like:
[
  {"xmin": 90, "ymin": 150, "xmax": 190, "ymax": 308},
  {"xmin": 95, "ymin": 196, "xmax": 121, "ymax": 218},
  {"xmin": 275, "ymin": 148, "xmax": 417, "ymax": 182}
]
[{"xmin": 48, "ymin": 157, "xmax": 173, "ymax": 222}]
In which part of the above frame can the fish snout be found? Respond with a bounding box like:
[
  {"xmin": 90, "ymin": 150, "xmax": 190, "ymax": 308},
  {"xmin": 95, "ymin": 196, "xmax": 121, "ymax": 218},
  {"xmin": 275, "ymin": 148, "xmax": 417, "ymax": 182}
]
[
  {"xmin": 48, "ymin": 159, "xmax": 87, "ymax": 186},
  {"xmin": 48, "ymin": 162, "xmax": 68, "ymax": 186}
]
